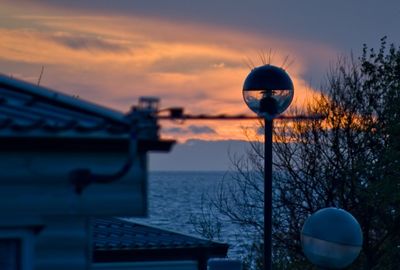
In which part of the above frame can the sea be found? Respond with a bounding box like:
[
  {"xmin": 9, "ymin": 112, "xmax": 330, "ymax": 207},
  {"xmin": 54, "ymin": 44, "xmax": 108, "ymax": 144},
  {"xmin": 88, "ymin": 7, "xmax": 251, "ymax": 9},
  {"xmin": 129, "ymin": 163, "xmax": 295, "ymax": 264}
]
[{"xmin": 130, "ymin": 171, "xmax": 252, "ymax": 259}]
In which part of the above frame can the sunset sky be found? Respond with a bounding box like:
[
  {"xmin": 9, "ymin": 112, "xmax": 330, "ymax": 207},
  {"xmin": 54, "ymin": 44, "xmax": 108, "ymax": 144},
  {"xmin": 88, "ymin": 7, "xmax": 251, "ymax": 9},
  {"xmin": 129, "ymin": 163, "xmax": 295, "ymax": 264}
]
[{"xmin": 1, "ymin": 1, "xmax": 399, "ymax": 161}]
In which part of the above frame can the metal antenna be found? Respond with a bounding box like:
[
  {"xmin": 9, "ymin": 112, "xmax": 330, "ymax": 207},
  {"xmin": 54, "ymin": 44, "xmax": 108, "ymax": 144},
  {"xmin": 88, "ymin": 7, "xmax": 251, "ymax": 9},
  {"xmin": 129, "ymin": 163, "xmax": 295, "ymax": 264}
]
[{"xmin": 37, "ymin": 66, "xmax": 44, "ymax": 86}]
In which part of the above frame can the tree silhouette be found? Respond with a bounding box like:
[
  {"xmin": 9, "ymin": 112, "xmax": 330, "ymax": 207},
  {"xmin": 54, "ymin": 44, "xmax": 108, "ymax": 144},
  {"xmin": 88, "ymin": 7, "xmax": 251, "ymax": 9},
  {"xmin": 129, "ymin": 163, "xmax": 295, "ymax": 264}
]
[{"xmin": 191, "ymin": 38, "xmax": 400, "ymax": 270}]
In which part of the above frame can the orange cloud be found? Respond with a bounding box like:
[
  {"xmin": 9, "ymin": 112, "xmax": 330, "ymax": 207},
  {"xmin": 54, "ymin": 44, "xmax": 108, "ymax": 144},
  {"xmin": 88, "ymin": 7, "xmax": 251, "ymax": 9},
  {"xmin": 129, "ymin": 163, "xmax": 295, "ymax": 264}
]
[{"xmin": 0, "ymin": 7, "xmax": 337, "ymax": 141}]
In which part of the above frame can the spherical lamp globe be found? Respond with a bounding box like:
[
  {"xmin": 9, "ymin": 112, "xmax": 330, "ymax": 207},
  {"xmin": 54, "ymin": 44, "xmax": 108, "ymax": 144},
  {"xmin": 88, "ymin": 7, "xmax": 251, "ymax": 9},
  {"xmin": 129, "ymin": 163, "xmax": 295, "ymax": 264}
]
[
  {"xmin": 301, "ymin": 207, "xmax": 363, "ymax": 269},
  {"xmin": 242, "ymin": 65, "xmax": 294, "ymax": 119}
]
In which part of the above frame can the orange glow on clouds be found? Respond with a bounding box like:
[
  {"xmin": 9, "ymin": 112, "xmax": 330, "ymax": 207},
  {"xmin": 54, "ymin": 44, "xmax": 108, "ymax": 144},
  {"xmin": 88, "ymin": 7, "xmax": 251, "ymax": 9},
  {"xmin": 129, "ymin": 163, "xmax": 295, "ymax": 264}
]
[{"xmin": 0, "ymin": 4, "xmax": 336, "ymax": 141}]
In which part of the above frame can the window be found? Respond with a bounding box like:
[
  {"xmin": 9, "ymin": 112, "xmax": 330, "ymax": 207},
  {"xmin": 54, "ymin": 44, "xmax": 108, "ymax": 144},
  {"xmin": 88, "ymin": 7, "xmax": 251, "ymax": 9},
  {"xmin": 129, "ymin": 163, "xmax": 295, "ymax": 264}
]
[
  {"xmin": 0, "ymin": 239, "xmax": 21, "ymax": 270},
  {"xmin": 0, "ymin": 230, "xmax": 34, "ymax": 270}
]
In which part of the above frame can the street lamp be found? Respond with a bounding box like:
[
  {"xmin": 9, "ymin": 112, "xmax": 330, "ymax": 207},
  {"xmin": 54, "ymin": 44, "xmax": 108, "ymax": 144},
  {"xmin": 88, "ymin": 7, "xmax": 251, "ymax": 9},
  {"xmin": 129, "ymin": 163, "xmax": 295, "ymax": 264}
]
[
  {"xmin": 243, "ymin": 65, "xmax": 294, "ymax": 120},
  {"xmin": 242, "ymin": 65, "xmax": 294, "ymax": 270},
  {"xmin": 301, "ymin": 207, "xmax": 363, "ymax": 269}
]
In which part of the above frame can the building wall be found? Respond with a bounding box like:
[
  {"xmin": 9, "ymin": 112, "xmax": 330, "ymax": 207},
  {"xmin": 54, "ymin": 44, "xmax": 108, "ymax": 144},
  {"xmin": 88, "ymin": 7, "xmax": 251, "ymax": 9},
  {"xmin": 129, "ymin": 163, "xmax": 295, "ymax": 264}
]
[
  {"xmin": 0, "ymin": 151, "xmax": 147, "ymax": 216},
  {"xmin": 0, "ymin": 149, "xmax": 148, "ymax": 270},
  {"xmin": 35, "ymin": 217, "xmax": 90, "ymax": 270}
]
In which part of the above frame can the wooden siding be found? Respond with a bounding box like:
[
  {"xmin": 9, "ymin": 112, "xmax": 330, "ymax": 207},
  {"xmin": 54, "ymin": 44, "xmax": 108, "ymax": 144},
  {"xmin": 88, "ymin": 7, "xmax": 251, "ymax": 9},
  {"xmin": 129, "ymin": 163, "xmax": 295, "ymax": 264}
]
[{"xmin": 0, "ymin": 151, "xmax": 147, "ymax": 216}]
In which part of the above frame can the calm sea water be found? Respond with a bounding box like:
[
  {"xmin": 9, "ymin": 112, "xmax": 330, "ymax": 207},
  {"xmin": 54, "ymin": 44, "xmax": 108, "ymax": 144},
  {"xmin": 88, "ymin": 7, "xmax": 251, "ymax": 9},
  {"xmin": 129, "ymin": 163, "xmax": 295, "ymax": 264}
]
[{"xmin": 130, "ymin": 171, "xmax": 249, "ymax": 258}]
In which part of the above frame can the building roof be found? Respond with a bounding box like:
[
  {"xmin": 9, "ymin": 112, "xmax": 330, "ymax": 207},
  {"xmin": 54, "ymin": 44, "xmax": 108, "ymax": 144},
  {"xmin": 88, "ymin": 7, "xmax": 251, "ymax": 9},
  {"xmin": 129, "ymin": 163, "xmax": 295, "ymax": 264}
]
[
  {"xmin": 94, "ymin": 217, "xmax": 227, "ymax": 251},
  {"xmin": 0, "ymin": 74, "xmax": 175, "ymax": 153},
  {"xmin": 93, "ymin": 218, "xmax": 228, "ymax": 263},
  {"xmin": 0, "ymin": 74, "xmax": 129, "ymax": 139}
]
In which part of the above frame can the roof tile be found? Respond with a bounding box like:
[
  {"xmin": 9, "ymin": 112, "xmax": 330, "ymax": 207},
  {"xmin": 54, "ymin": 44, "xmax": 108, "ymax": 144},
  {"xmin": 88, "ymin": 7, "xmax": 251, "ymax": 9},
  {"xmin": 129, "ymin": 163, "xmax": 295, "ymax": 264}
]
[
  {"xmin": 0, "ymin": 74, "xmax": 129, "ymax": 137},
  {"xmin": 93, "ymin": 218, "xmax": 228, "ymax": 251}
]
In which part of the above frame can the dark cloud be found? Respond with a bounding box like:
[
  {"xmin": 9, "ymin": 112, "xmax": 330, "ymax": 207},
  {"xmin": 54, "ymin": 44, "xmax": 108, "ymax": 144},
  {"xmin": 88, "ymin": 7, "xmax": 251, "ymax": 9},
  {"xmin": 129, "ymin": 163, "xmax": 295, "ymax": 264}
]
[
  {"xmin": 257, "ymin": 126, "xmax": 263, "ymax": 136},
  {"xmin": 188, "ymin": 125, "xmax": 216, "ymax": 134},
  {"xmin": 50, "ymin": 33, "xmax": 130, "ymax": 52},
  {"xmin": 150, "ymin": 56, "xmax": 241, "ymax": 74},
  {"xmin": 163, "ymin": 125, "xmax": 216, "ymax": 135},
  {"xmin": 17, "ymin": 0, "xmax": 400, "ymax": 53},
  {"xmin": 163, "ymin": 127, "xmax": 186, "ymax": 134}
]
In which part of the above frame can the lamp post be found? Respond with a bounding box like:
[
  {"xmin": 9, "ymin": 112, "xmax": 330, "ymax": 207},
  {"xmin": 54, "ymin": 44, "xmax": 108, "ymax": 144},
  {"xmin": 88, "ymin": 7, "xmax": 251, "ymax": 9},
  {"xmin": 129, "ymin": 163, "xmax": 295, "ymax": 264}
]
[
  {"xmin": 242, "ymin": 65, "xmax": 294, "ymax": 270},
  {"xmin": 301, "ymin": 207, "xmax": 363, "ymax": 269}
]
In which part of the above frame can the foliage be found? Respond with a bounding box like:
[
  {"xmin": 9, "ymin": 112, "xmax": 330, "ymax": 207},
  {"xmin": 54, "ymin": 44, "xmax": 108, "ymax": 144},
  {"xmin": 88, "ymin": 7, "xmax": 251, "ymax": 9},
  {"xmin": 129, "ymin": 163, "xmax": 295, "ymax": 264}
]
[{"xmin": 191, "ymin": 38, "xmax": 400, "ymax": 270}]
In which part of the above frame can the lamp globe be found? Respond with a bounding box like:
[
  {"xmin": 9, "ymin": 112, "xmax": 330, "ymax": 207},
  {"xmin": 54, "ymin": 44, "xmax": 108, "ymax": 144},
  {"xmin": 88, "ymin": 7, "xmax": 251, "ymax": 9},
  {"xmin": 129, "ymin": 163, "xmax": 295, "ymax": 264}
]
[
  {"xmin": 242, "ymin": 65, "xmax": 294, "ymax": 119},
  {"xmin": 301, "ymin": 207, "xmax": 363, "ymax": 269}
]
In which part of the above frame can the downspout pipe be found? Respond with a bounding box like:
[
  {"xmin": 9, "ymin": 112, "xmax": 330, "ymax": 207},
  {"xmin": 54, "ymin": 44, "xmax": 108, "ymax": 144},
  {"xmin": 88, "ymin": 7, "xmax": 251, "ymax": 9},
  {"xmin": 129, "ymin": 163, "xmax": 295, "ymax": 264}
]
[{"xmin": 69, "ymin": 129, "xmax": 137, "ymax": 194}]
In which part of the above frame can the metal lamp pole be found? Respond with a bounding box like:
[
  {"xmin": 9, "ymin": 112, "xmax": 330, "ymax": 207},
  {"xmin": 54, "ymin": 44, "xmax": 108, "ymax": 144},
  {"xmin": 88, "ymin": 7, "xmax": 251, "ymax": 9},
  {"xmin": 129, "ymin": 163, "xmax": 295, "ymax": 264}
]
[
  {"xmin": 242, "ymin": 64, "xmax": 295, "ymax": 270},
  {"xmin": 264, "ymin": 118, "xmax": 273, "ymax": 270}
]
